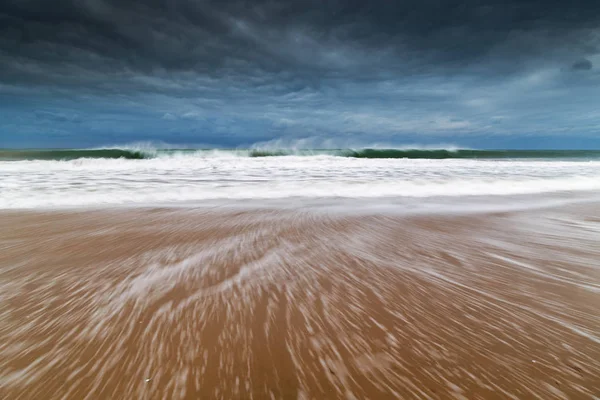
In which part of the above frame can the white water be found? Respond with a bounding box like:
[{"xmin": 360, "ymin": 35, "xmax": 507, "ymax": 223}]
[{"xmin": 1, "ymin": 155, "xmax": 600, "ymax": 209}]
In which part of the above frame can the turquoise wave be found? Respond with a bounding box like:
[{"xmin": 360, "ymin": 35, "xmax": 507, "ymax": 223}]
[
  {"xmin": 2, "ymin": 148, "xmax": 600, "ymax": 161},
  {"xmin": 0, "ymin": 149, "xmax": 149, "ymax": 161},
  {"xmin": 340, "ymin": 149, "xmax": 600, "ymax": 159}
]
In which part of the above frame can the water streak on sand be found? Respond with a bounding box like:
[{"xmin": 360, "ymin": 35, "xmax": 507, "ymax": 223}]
[{"xmin": 1, "ymin": 206, "xmax": 599, "ymax": 399}]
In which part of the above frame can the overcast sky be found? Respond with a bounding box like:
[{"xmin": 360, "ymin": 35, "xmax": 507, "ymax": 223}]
[{"xmin": 1, "ymin": 0, "xmax": 599, "ymax": 148}]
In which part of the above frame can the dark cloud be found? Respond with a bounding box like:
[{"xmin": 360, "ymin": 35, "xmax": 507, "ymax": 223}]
[
  {"xmin": 572, "ymin": 58, "xmax": 593, "ymax": 70},
  {"xmin": 2, "ymin": 0, "xmax": 599, "ymax": 80},
  {"xmin": 0, "ymin": 1, "xmax": 599, "ymax": 147}
]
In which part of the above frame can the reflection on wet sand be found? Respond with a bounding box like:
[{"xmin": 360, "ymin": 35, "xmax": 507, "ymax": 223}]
[{"xmin": 1, "ymin": 206, "xmax": 599, "ymax": 399}]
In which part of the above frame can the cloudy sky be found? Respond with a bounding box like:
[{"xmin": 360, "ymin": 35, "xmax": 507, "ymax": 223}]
[{"xmin": 1, "ymin": 0, "xmax": 599, "ymax": 148}]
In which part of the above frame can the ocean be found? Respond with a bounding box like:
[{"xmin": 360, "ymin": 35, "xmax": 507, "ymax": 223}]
[{"xmin": 1, "ymin": 147, "xmax": 600, "ymax": 210}]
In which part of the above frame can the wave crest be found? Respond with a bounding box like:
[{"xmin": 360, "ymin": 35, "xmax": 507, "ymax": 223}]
[
  {"xmin": 0, "ymin": 149, "xmax": 150, "ymax": 161},
  {"xmin": 2, "ymin": 148, "xmax": 600, "ymax": 161}
]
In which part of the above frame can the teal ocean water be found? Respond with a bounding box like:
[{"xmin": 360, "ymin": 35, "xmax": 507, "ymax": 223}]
[{"xmin": 2, "ymin": 148, "xmax": 600, "ymax": 161}]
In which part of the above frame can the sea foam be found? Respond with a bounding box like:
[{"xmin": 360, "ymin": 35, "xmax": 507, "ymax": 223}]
[{"xmin": 1, "ymin": 154, "xmax": 600, "ymax": 209}]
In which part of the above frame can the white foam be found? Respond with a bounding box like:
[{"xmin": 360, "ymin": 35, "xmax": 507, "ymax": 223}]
[{"xmin": 1, "ymin": 157, "xmax": 600, "ymax": 209}]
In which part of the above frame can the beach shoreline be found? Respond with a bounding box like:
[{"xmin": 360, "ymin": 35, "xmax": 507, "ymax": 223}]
[{"xmin": 1, "ymin": 205, "xmax": 599, "ymax": 399}]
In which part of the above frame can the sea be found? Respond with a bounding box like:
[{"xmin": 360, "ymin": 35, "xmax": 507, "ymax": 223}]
[{"xmin": 1, "ymin": 147, "xmax": 600, "ymax": 210}]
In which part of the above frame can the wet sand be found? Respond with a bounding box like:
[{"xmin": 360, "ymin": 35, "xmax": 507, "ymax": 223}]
[{"xmin": 1, "ymin": 206, "xmax": 599, "ymax": 399}]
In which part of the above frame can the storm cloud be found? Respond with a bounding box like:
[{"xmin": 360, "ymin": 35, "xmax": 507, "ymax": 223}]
[
  {"xmin": 572, "ymin": 59, "xmax": 593, "ymax": 70},
  {"xmin": 1, "ymin": 0, "xmax": 599, "ymax": 148}
]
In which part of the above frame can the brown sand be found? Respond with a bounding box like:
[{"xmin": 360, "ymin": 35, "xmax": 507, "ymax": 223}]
[{"xmin": 0, "ymin": 206, "xmax": 599, "ymax": 399}]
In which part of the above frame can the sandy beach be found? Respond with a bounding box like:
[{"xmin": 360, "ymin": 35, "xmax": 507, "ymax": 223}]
[{"xmin": 1, "ymin": 205, "xmax": 599, "ymax": 399}]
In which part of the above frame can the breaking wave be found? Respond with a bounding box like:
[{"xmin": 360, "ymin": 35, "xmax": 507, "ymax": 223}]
[{"xmin": 2, "ymin": 148, "xmax": 600, "ymax": 161}]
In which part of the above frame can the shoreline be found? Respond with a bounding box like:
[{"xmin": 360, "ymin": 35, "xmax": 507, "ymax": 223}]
[
  {"xmin": 1, "ymin": 189, "xmax": 599, "ymax": 216},
  {"xmin": 1, "ymin": 206, "xmax": 599, "ymax": 399}
]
